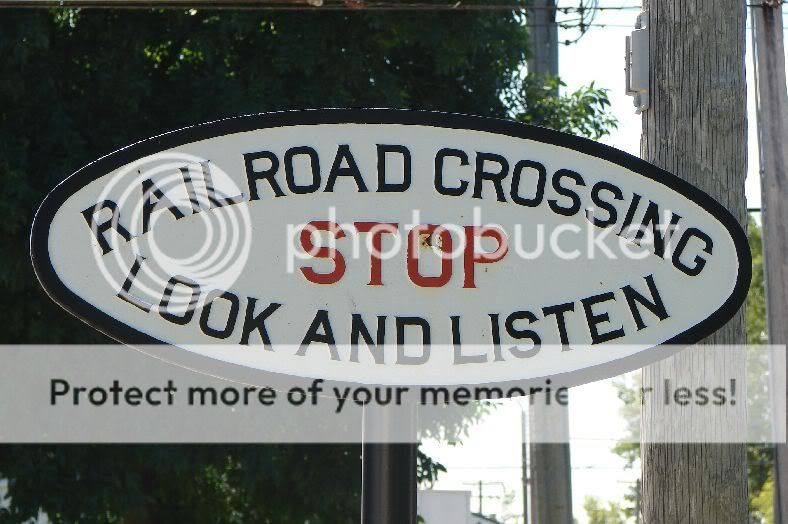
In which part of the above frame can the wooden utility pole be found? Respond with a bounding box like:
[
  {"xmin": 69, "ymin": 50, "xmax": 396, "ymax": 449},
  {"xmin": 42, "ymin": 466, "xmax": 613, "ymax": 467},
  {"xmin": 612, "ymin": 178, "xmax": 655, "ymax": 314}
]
[
  {"xmin": 528, "ymin": 407, "xmax": 573, "ymax": 524},
  {"xmin": 640, "ymin": 0, "xmax": 749, "ymax": 522},
  {"xmin": 520, "ymin": 409, "xmax": 529, "ymax": 523},
  {"xmin": 752, "ymin": 1, "xmax": 788, "ymax": 522},
  {"xmin": 524, "ymin": 2, "xmax": 572, "ymax": 523},
  {"xmin": 525, "ymin": 0, "xmax": 559, "ymax": 82}
]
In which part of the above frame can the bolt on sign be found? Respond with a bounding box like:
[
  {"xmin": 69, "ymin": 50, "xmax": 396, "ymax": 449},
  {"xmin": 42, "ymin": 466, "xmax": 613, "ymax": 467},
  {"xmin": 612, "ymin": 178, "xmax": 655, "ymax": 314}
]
[{"xmin": 30, "ymin": 109, "xmax": 750, "ymax": 387}]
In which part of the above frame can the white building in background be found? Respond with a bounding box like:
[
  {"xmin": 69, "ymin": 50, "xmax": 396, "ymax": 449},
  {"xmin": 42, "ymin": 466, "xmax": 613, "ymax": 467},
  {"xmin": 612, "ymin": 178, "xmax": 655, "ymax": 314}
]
[{"xmin": 418, "ymin": 490, "xmax": 505, "ymax": 524}]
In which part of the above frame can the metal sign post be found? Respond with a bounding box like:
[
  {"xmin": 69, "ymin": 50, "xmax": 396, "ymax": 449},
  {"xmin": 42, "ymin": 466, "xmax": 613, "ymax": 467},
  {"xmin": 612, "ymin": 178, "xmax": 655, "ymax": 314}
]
[{"xmin": 361, "ymin": 404, "xmax": 417, "ymax": 524}]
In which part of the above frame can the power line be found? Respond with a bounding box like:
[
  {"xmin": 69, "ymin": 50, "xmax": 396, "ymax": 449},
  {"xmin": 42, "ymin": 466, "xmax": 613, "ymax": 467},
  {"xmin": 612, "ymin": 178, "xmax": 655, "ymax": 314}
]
[
  {"xmin": 1, "ymin": 0, "xmax": 783, "ymax": 9},
  {"xmin": 0, "ymin": 1, "xmax": 645, "ymax": 9},
  {"xmin": 1, "ymin": 2, "xmax": 782, "ymax": 31}
]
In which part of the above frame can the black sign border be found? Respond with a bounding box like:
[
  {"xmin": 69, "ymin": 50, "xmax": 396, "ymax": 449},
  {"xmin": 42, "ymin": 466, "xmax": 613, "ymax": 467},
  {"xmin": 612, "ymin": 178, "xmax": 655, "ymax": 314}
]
[{"xmin": 30, "ymin": 108, "xmax": 752, "ymax": 393}]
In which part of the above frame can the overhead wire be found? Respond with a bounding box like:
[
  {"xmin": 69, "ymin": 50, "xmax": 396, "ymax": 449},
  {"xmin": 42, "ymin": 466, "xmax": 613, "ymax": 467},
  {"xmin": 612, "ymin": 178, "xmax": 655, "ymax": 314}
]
[
  {"xmin": 0, "ymin": 1, "xmax": 645, "ymax": 9},
  {"xmin": 0, "ymin": 1, "xmax": 782, "ymax": 9},
  {"xmin": 1, "ymin": 2, "xmax": 783, "ymax": 37}
]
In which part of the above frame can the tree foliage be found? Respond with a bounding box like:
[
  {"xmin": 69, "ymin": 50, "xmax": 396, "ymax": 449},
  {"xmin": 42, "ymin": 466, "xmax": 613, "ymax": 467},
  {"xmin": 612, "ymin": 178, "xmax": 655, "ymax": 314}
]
[
  {"xmin": 0, "ymin": 7, "xmax": 616, "ymax": 522},
  {"xmin": 583, "ymin": 496, "xmax": 627, "ymax": 524},
  {"xmin": 745, "ymin": 217, "xmax": 774, "ymax": 522},
  {"xmin": 506, "ymin": 76, "xmax": 617, "ymax": 140},
  {"xmin": 1, "ymin": 445, "xmax": 362, "ymax": 523},
  {"xmin": 752, "ymin": 471, "xmax": 775, "ymax": 524},
  {"xmin": 747, "ymin": 216, "xmax": 768, "ymax": 346}
]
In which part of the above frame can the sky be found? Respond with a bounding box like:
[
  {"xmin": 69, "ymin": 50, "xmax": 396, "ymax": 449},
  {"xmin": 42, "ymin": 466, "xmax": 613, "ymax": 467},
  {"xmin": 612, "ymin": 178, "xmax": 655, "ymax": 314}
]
[{"xmin": 422, "ymin": 1, "xmax": 788, "ymax": 523}]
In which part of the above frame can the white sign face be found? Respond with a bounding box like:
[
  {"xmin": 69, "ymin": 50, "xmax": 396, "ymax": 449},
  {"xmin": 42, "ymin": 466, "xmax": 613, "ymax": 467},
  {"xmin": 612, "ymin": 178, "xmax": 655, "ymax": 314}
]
[{"xmin": 31, "ymin": 109, "xmax": 750, "ymax": 387}]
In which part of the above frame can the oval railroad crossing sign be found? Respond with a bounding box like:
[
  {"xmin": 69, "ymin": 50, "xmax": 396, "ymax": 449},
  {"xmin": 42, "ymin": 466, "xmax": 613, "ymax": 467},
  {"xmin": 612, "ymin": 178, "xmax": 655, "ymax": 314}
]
[{"xmin": 31, "ymin": 109, "xmax": 750, "ymax": 387}]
